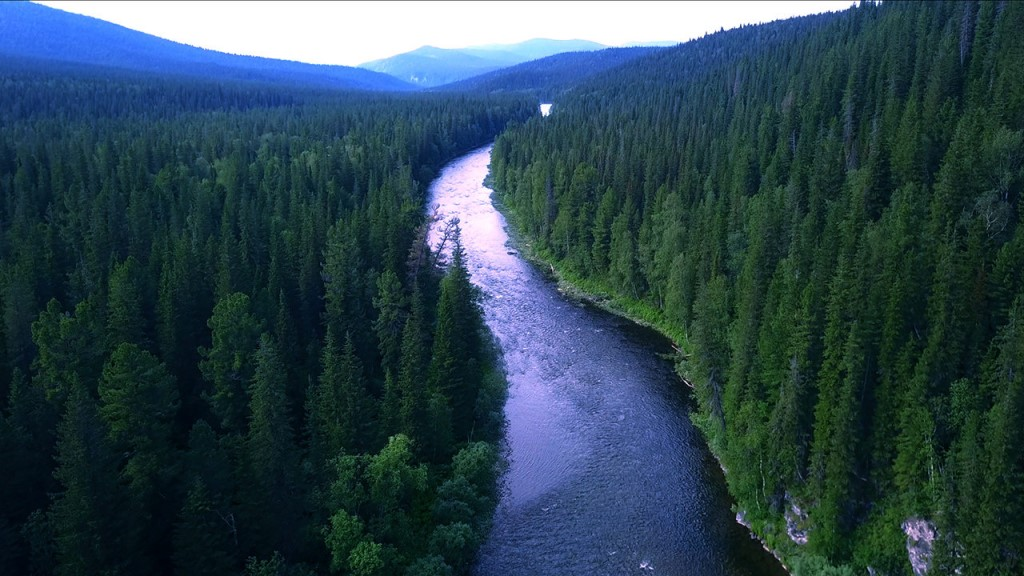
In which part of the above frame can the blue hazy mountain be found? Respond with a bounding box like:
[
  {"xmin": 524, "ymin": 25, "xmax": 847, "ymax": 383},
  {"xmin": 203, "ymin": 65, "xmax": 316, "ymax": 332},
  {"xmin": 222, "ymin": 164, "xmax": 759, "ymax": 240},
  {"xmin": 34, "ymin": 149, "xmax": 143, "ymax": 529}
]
[
  {"xmin": 0, "ymin": 2, "xmax": 416, "ymax": 91},
  {"xmin": 436, "ymin": 46, "xmax": 665, "ymax": 96},
  {"xmin": 359, "ymin": 39, "xmax": 610, "ymax": 87}
]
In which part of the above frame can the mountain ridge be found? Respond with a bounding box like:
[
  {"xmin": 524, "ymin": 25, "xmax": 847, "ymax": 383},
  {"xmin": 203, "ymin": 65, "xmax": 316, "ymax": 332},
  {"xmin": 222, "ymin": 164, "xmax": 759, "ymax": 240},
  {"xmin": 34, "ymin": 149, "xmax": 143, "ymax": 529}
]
[
  {"xmin": 0, "ymin": 2, "xmax": 416, "ymax": 91},
  {"xmin": 359, "ymin": 38, "xmax": 610, "ymax": 88},
  {"xmin": 436, "ymin": 46, "xmax": 663, "ymax": 97}
]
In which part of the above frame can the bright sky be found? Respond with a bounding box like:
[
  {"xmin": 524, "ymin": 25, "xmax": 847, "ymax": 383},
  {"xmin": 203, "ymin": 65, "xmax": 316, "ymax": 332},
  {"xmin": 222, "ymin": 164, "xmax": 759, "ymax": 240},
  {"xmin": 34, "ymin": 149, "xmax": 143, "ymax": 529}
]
[{"xmin": 36, "ymin": 1, "xmax": 859, "ymax": 67}]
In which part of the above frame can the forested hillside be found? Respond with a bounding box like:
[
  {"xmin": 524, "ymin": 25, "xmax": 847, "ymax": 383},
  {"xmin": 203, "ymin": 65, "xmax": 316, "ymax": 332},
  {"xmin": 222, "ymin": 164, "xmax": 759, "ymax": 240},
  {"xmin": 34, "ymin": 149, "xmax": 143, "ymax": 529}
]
[
  {"xmin": 490, "ymin": 1, "xmax": 1024, "ymax": 574},
  {"xmin": 360, "ymin": 39, "xmax": 609, "ymax": 88},
  {"xmin": 0, "ymin": 59, "xmax": 534, "ymax": 575},
  {"xmin": 436, "ymin": 47, "xmax": 662, "ymax": 98},
  {"xmin": 0, "ymin": 2, "xmax": 415, "ymax": 92}
]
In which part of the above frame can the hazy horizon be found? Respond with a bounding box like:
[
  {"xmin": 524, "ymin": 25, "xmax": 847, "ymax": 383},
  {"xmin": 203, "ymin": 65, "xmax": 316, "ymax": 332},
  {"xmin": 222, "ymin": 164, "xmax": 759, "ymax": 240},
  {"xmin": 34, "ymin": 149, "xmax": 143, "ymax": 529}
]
[{"xmin": 34, "ymin": 1, "xmax": 859, "ymax": 67}]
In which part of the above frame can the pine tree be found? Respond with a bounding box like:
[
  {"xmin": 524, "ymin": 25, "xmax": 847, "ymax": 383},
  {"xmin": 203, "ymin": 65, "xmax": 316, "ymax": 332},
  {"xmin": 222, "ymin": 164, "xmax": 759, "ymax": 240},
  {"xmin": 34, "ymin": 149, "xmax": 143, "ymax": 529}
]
[
  {"xmin": 429, "ymin": 227, "xmax": 480, "ymax": 442},
  {"xmin": 398, "ymin": 309, "xmax": 429, "ymax": 457},
  {"xmin": 198, "ymin": 292, "xmax": 261, "ymax": 435},
  {"xmin": 31, "ymin": 298, "xmax": 105, "ymax": 403},
  {"xmin": 243, "ymin": 333, "xmax": 301, "ymax": 557},
  {"xmin": 309, "ymin": 330, "xmax": 370, "ymax": 479},
  {"xmin": 964, "ymin": 295, "xmax": 1024, "ymax": 574},
  {"xmin": 173, "ymin": 478, "xmax": 237, "ymax": 576},
  {"xmin": 50, "ymin": 385, "xmax": 142, "ymax": 575},
  {"xmin": 96, "ymin": 342, "xmax": 180, "ymax": 566},
  {"xmin": 373, "ymin": 268, "xmax": 406, "ymax": 378},
  {"xmin": 105, "ymin": 256, "xmax": 147, "ymax": 351}
]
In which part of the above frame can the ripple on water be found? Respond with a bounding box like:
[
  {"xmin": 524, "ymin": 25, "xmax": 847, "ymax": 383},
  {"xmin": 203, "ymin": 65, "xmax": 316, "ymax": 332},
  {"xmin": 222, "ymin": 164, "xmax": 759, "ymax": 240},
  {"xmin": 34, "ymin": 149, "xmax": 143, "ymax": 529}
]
[{"xmin": 427, "ymin": 146, "xmax": 786, "ymax": 576}]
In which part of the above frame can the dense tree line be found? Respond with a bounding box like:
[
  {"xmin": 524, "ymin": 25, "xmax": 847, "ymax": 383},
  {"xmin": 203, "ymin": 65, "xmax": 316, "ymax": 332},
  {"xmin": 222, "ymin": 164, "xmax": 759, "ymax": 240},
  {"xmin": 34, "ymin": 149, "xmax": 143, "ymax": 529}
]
[
  {"xmin": 0, "ymin": 63, "xmax": 533, "ymax": 574},
  {"xmin": 490, "ymin": 1, "xmax": 1024, "ymax": 574}
]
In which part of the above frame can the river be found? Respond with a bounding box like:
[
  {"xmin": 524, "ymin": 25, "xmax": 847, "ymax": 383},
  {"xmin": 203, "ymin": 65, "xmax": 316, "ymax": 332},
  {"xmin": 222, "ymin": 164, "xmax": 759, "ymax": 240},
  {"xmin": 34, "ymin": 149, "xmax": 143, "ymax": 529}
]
[{"xmin": 427, "ymin": 145, "xmax": 787, "ymax": 576}]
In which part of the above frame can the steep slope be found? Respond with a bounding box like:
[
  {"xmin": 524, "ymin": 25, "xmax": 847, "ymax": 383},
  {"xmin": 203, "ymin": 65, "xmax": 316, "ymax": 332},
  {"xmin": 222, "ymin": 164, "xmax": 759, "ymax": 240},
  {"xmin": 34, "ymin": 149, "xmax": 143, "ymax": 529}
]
[
  {"xmin": 360, "ymin": 38, "xmax": 608, "ymax": 87},
  {"xmin": 490, "ymin": 1, "xmax": 1024, "ymax": 574},
  {"xmin": 0, "ymin": 2, "xmax": 415, "ymax": 91},
  {"xmin": 437, "ymin": 46, "xmax": 663, "ymax": 97},
  {"xmin": 359, "ymin": 46, "xmax": 516, "ymax": 87},
  {"xmin": 0, "ymin": 29, "xmax": 535, "ymax": 573}
]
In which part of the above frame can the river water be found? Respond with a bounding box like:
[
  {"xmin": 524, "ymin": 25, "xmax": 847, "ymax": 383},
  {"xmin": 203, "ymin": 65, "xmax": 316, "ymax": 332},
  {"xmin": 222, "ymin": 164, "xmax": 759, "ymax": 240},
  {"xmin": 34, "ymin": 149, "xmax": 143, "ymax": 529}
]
[{"xmin": 427, "ymin": 145, "xmax": 786, "ymax": 576}]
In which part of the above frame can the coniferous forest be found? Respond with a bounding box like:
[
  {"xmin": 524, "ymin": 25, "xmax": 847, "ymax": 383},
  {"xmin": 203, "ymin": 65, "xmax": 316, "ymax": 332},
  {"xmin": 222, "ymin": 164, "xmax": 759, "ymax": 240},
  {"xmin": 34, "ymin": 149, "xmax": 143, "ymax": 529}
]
[
  {"xmin": 3, "ymin": 1, "xmax": 1024, "ymax": 575},
  {"xmin": 0, "ymin": 57, "xmax": 535, "ymax": 574},
  {"xmin": 490, "ymin": 1, "xmax": 1023, "ymax": 574}
]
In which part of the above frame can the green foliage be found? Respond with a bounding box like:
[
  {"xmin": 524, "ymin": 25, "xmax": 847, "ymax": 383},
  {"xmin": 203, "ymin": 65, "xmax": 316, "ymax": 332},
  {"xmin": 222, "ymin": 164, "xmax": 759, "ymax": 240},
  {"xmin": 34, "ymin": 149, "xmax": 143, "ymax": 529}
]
[
  {"xmin": 373, "ymin": 269, "xmax": 407, "ymax": 377},
  {"xmin": 105, "ymin": 256, "xmax": 147, "ymax": 350},
  {"xmin": 428, "ymin": 522, "xmax": 478, "ymax": 572},
  {"xmin": 98, "ymin": 343, "xmax": 178, "ymax": 456},
  {"xmin": 490, "ymin": 0, "xmax": 1024, "ymax": 571},
  {"xmin": 325, "ymin": 510, "xmax": 365, "ymax": 574},
  {"xmin": 244, "ymin": 551, "xmax": 316, "ymax": 576},
  {"xmin": 404, "ymin": 555, "xmax": 454, "ymax": 576},
  {"xmin": 308, "ymin": 329, "xmax": 369, "ymax": 479},
  {"xmin": 430, "ymin": 225, "xmax": 483, "ymax": 442},
  {"xmin": 198, "ymin": 292, "xmax": 262, "ymax": 435},
  {"xmin": 347, "ymin": 540, "xmax": 387, "ymax": 576},
  {"xmin": 366, "ymin": 434, "xmax": 428, "ymax": 519},
  {"xmin": 789, "ymin": 554, "xmax": 855, "ymax": 576},
  {"xmin": 30, "ymin": 298, "xmax": 104, "ymax": 403},
  {"xmin": 49, "ymin": 385, "xmax": 142, "ymax": 575},
  {"xmin": 243, "ymin": 334, "xmax": 302, "ymax": 556},
  {"xmin": 0, "ymin": 56, "xmax": 529, "ymax": 573},
  {"xmin": 172, "ymin": 478, "xmax": 236, "ymax": 576}
]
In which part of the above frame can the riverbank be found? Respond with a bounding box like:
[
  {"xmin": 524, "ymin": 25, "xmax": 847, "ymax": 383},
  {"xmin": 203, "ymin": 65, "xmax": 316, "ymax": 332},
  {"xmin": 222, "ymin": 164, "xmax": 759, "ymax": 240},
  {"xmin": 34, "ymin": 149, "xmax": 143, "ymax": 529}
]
[
  {"xmin": 434, "ymin": 148, "xmax": 786, "ymax": 575},
  {"xmin": 484, "ymin": 182, "xmax": 800, "ymax": 574},
  {"xmin": 487, "ymin": 186, "xmax": 689, "ymax": 352}
]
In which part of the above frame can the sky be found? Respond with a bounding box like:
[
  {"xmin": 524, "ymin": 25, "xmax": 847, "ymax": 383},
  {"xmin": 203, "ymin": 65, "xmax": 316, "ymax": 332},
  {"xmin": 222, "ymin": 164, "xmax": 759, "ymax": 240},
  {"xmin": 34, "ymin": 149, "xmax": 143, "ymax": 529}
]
[{"xmin": 36, "ymin": 1, "xmax": 859, "ymax": 67}]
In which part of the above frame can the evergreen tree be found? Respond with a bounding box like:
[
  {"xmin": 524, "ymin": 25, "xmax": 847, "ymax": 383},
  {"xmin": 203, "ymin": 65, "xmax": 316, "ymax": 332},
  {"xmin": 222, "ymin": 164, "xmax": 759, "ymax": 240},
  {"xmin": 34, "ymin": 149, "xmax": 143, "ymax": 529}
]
[
  {"xmin": 198, "ymin": 292, "xmax": 262, "ymax": 435},
  {"xmin": 309, "ymin": 329, "xmax": 370, "ymax": 480},
  {"xmin": 49, "ymin": 385, "xmax": 142, "ymax": 575},
  {"xmin": 105, "ymin": 256, "xmax": 147, "ymax": 351},
  {"xmin": 398, "ymin": 293, "xmax": 430, "ymax": 455},
  {"xmin": 172, "ymin": 478, "xmax": 237, "ymax": 576},
  {"xmin": 373, "ymin": 268, "xmax": 407, "ymax": 378},
  {"xmin": 243, "ymin": 333, "xmax": 302, "ymax": 557},
  {"xmin": 31, "ymin": 298, "xmax": 105, "ymax": 402},
  {"xmin": 98, "ymin": 343, "xmax": 179, "ymax": 489},
  {"xmin": 429, "ymin": 226, "xmax": 481, "ymax": 442}
]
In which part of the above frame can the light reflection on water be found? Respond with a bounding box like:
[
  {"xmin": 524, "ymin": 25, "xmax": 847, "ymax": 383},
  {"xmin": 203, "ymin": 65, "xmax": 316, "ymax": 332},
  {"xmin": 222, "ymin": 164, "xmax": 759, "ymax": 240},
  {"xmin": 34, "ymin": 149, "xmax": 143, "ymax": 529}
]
[{"xmin": 428, "ymin": 146, "xmax": 786, "ymax": 576}]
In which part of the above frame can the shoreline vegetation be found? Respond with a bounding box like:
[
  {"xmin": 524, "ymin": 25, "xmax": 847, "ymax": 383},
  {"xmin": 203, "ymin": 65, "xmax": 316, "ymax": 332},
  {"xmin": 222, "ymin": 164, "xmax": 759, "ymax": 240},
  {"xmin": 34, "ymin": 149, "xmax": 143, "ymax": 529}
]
[
  {"xmin": 485, "ymin": 4, "xmax": 1024, "ymax": 574},
  {"xmin": 485, "ymin": 177, "xmax": 795, "ymax": 573},
  {"xmin": 0, "ymin": 58, "xmax": 536, "ymax": 574}
]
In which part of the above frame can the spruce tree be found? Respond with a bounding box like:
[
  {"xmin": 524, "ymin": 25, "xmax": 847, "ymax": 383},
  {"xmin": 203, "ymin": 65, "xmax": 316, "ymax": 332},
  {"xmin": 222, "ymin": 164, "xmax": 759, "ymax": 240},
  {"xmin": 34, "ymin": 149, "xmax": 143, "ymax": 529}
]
[{"xmin": 198, "ymin": 292, "xmax": 261, "ymax": 435}]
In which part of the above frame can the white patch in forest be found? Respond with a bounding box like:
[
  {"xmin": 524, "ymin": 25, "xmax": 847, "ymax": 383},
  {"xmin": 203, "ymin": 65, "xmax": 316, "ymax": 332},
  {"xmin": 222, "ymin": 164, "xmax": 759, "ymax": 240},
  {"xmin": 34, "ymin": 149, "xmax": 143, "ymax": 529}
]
[
  {"xmin": 540, "ymin": 103, "xmax": 553, "ymax": 116},
  {"xmin": 902, "ymin": 517, "xmax": 936, "ymax": 576},
  {"xmin": 785, "ymin": 496, "xmax": 809, "ymax": 546}
]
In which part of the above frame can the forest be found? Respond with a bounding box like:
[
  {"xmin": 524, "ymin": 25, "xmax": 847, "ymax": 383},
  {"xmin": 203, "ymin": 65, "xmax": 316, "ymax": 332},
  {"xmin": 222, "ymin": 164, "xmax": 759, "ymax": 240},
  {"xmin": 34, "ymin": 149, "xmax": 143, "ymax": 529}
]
[
  {"xmin": 490, "ymin": 1, "xmax": 1023, "ymax": 574},
  {"xmin": 0, "ymin": 61, "xmax": 536, "ymax": 575}
]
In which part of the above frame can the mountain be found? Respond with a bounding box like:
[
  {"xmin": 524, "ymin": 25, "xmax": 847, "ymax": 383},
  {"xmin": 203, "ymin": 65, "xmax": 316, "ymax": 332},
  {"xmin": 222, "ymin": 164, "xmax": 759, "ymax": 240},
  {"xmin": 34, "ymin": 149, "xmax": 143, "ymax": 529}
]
[
  {"xmin": 0, "ymin": 2, "xmax": 415, "ymax": 91},
  {"xmin": 489, "ymin": 1, "xmax": 1024, "ymax": 574},
  {"xmin": 359, "ymin": 38, "xmax": 608, "ymax": 88},
  {"xmin": 462, "ymin": 38, "xmax": 608, "ymax": 61},
  {"xmin": 437, "ymin": 46, "xmax": 663, "ymax": 97}
]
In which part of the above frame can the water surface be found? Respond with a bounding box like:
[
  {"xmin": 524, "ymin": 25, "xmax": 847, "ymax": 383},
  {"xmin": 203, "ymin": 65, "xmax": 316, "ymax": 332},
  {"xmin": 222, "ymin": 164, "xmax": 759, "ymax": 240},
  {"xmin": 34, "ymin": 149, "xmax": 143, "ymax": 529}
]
[{"xmin": 427, "ymin": 146, "xmax": 786, "ymax": 576}]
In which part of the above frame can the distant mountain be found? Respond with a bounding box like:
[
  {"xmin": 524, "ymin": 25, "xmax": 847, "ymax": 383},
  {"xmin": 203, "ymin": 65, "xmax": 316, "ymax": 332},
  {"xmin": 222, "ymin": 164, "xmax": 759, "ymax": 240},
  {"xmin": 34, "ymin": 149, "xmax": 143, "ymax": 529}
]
[
  {"xmin": 360, "ymin": 38, "xmax": 609, "ymax": 88},
  {"xmin": 0, "ymin": 2, "xmax": 415, "ymax": 91},
  {"xmin": 437, "ymin": 46, "xmax": 663, "ymax": 97},
  {"xmin": 463, "ymin": 38, "xmax": 608, "ymax": 62}
]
